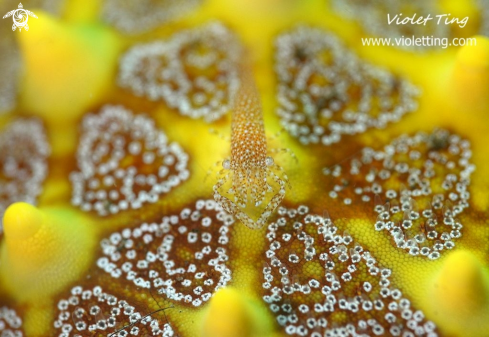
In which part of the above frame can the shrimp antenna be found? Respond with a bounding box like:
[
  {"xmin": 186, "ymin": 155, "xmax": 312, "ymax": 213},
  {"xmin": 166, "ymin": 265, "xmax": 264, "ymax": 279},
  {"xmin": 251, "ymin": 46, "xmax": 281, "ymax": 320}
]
[{"xmin": 107, "ymin": 304, "xmax": 175, "ymax": 337}]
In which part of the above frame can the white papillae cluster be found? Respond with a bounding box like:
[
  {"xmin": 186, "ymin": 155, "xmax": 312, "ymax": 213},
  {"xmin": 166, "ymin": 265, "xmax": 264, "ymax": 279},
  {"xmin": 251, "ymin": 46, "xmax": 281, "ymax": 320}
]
[
  {"xmin": 97, "ymin": 199, "xmax": 234, "ymax": 307},
  {"xmin": 54, "ymin": 286, "xmax": 174, "ymax": 337},
  {"xmin": 263, "ymin": 205, "xmax": 438, "ymax": 337},
  {"xmin": 102, "ymin": 0, "xmax": 201, "ymax": 34},
  {"xmin": 324, "ymin": 130, "xmax": 474, "ymax": 260},
  {"xmin": 118, "ymin": 22, "xmax": 241, "ymax": 122},
  {"xmin": 70, "ymin": 105, "xmax": 189, "ymax": 216},
  {"xmin": 0, "ymin": 119, "xmax": 50, "ymax": 233},
  {"xmin": 275, "ymin": 26, "xmax": 419, "ymax": 146},
  {"xmin": 0, "ymin": 306, "xmax": 23, "ymax": 337},
  {"xmin": 331, "ymin": 0, "xmax": 449, "ymax": 46}
]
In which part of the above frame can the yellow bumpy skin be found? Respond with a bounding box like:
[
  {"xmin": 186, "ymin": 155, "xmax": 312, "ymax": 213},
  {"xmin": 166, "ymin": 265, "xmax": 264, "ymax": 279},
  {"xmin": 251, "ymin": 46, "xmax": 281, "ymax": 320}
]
[
  {"xmin": 16, "ymin": 11, "xmax": 120, "ymax": 155},
  {"xmin": 0, "ymin": 203, "xmax": 96, "ymax": 301},
  {"xmin": 450, "ymin": 35, "xmax": 489, "ymax": 113},
  {"xmin": 0, "ymin": 0, "xmax": 489, "ymax": 336},
  {"xmin": 201, "ymin": 287, "xmax": 273, "ymax": 337},
  {"xmin": 427, "ymin": 250, "xmax": 489, "ymax": 336}
]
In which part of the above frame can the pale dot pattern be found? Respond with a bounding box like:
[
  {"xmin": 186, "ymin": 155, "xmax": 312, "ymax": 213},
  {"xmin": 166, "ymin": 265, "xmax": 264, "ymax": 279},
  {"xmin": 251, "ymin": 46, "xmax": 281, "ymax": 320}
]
[
  {"xmin": 0, "ymin": 306, "xmax": 23, "ymax": 337},
  {"xmin": 262, "ymin": 205, "xmax": 438, "ymax": 337},
  {"xmin": 118, "ymin": 22, "xmax": 241, "ymax": 122},
  {"xmin": 330, "ymin": 0, "xmax": 448, "ymax": 49},
  {"xmin": 70, "ymin": 105, "xmax": 189, "ymax": 216},
  {"xmin": 97, "ymin": 199, "xmax": 234, "ymax": 307},
  {"xmin": 275, "ymin": 26, "xmax": 419, "ymax": 146},
  {"xmin": 53, "ymin": 285, "xmax": 174, "ymax": 336},
  {"xmin": 102, "ymin": 0, "xmax": 202, "ymax": 34},
  {"xmin": 0, "ymin": 118, "xmax": 50, "ymax": 233},
  {"xmin": 324, "ymin": 129, "xmax": 474, "ymax": 260}
]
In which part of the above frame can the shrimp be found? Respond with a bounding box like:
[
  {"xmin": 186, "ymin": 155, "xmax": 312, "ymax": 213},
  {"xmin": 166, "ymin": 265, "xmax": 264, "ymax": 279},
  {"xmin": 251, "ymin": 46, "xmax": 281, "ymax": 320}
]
[{"xmin": 213, "ymin": 60, "xmax": 288, "ymax": 229}]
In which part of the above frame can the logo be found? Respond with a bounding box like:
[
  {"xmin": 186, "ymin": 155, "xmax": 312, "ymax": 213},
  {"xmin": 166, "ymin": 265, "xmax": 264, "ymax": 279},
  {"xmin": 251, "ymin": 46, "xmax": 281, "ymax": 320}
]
[{"xmin": 3, "ymin": 3, "xmax": 37, "ymax": 32}]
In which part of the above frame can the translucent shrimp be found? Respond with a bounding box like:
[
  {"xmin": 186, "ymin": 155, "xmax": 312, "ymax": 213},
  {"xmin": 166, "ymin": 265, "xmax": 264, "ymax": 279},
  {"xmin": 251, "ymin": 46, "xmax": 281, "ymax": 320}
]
[{"xmin": 213, "ymin": 62, "xmax": 288, "ymax": 229}]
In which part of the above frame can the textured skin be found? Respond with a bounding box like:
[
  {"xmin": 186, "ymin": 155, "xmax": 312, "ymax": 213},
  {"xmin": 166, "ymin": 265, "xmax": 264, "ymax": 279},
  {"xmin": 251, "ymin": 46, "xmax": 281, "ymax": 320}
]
[{"xmin": 0, "ymin": 0, "xmax": 489, "ymax": 337}]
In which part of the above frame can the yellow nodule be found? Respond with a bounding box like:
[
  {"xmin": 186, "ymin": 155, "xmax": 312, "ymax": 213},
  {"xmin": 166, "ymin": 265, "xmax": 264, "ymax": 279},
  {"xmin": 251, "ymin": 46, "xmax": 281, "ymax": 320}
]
[
  {"xmin": 202, "ymin": 287, "xmax": 252, "ymax": 337},
  {"xmin": 201, "ymin": 287, "xmax": 274, "ymax": 337},
  {"xmin": 16, "ymin": 11, "xmax": 120, "ymax": 155},
  {"xmin": 456, "ymin": 36, "xmax": 489, "ymax": 69},
  {"xmin": 450, "ymin": 35, "xmax": 489, "ymax": 112},
  {"xmin": 434, "ymin": 250, "xmax": 488, "ymax": 313},
  {"xmin": 3, "ymin": 202, "xmax": 43, "ymax": 241},
  {"xmin": 428, "ymin": 250, "xmax": 489, "ymax": 336},
  {"xmin": 0, "ymin": 203, "xmax": 96, "ymax": 302}
]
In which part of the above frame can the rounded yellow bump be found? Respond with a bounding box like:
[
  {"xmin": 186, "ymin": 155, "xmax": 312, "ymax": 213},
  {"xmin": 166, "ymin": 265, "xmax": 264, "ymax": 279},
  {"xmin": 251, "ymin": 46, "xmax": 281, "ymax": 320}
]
[
  {"xmin": 3, "ymin": 202, "xmax": 43, "ymax": 241},
  {"xmin": 16, "ymin": 11, "xmax": 120, "ymax": 125},
  {"xmin": 0, "ymin": 204, "xmax": 96, "ymax": 301},
  {"xmin": 450, "ymin": 36, "xmax": 489, "ymax": 112},
  {"xmin": 15, "ymin": 11, "xmax": 120, "ymax": 155},
  {"xmin": 456, "ymin": 36, "xmax": 489, "ymax": 69},
  {"xmin": 428, "ymin": 250, "xmax": 489, "ymax": 335},
  {"xmin": 201, "ymin": 287, "xmax": 273, "ymax": 337},
  {"xmin": 434, "ymin": 250, "xmax": 488, "ymax": 313},
  {"xmin": 202, "ymin": 287, "xmax": 253, "ymax": 337}
]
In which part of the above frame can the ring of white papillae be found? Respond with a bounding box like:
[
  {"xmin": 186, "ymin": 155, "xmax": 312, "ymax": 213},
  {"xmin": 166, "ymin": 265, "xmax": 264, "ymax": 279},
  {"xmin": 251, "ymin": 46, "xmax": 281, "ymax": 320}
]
[
  {"xmin": 53, "ymin": 286, "xmax": 175, "ymax": 336},
  {"xmin": 262, "ymin": 205, "xmax": 438, "ymax": 337},
  {"xmin": 97, "ymin": 199, "xmax": 234, "ymax": 307},
  {"xmin": 324, "ymin": 129, "xmax": 474, "ymax": 260},
  {"xmin": 70, "ymin": 105, "xmax": 190, "ymax": 216},
  {"xmin": 118, "ymin": 22, "xmax": 241, "ymax": 122},
  {"xmin": 274, "ymin": 26, "xmax": 419, "ymax": 146}
]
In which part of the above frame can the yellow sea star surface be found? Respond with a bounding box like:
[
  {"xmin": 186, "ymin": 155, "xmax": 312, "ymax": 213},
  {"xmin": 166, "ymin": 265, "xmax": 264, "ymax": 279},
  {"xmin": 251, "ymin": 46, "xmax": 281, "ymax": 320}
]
[{"xmin": 0, "ymin": 0, "xmax": 489, "ymax": 336}]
